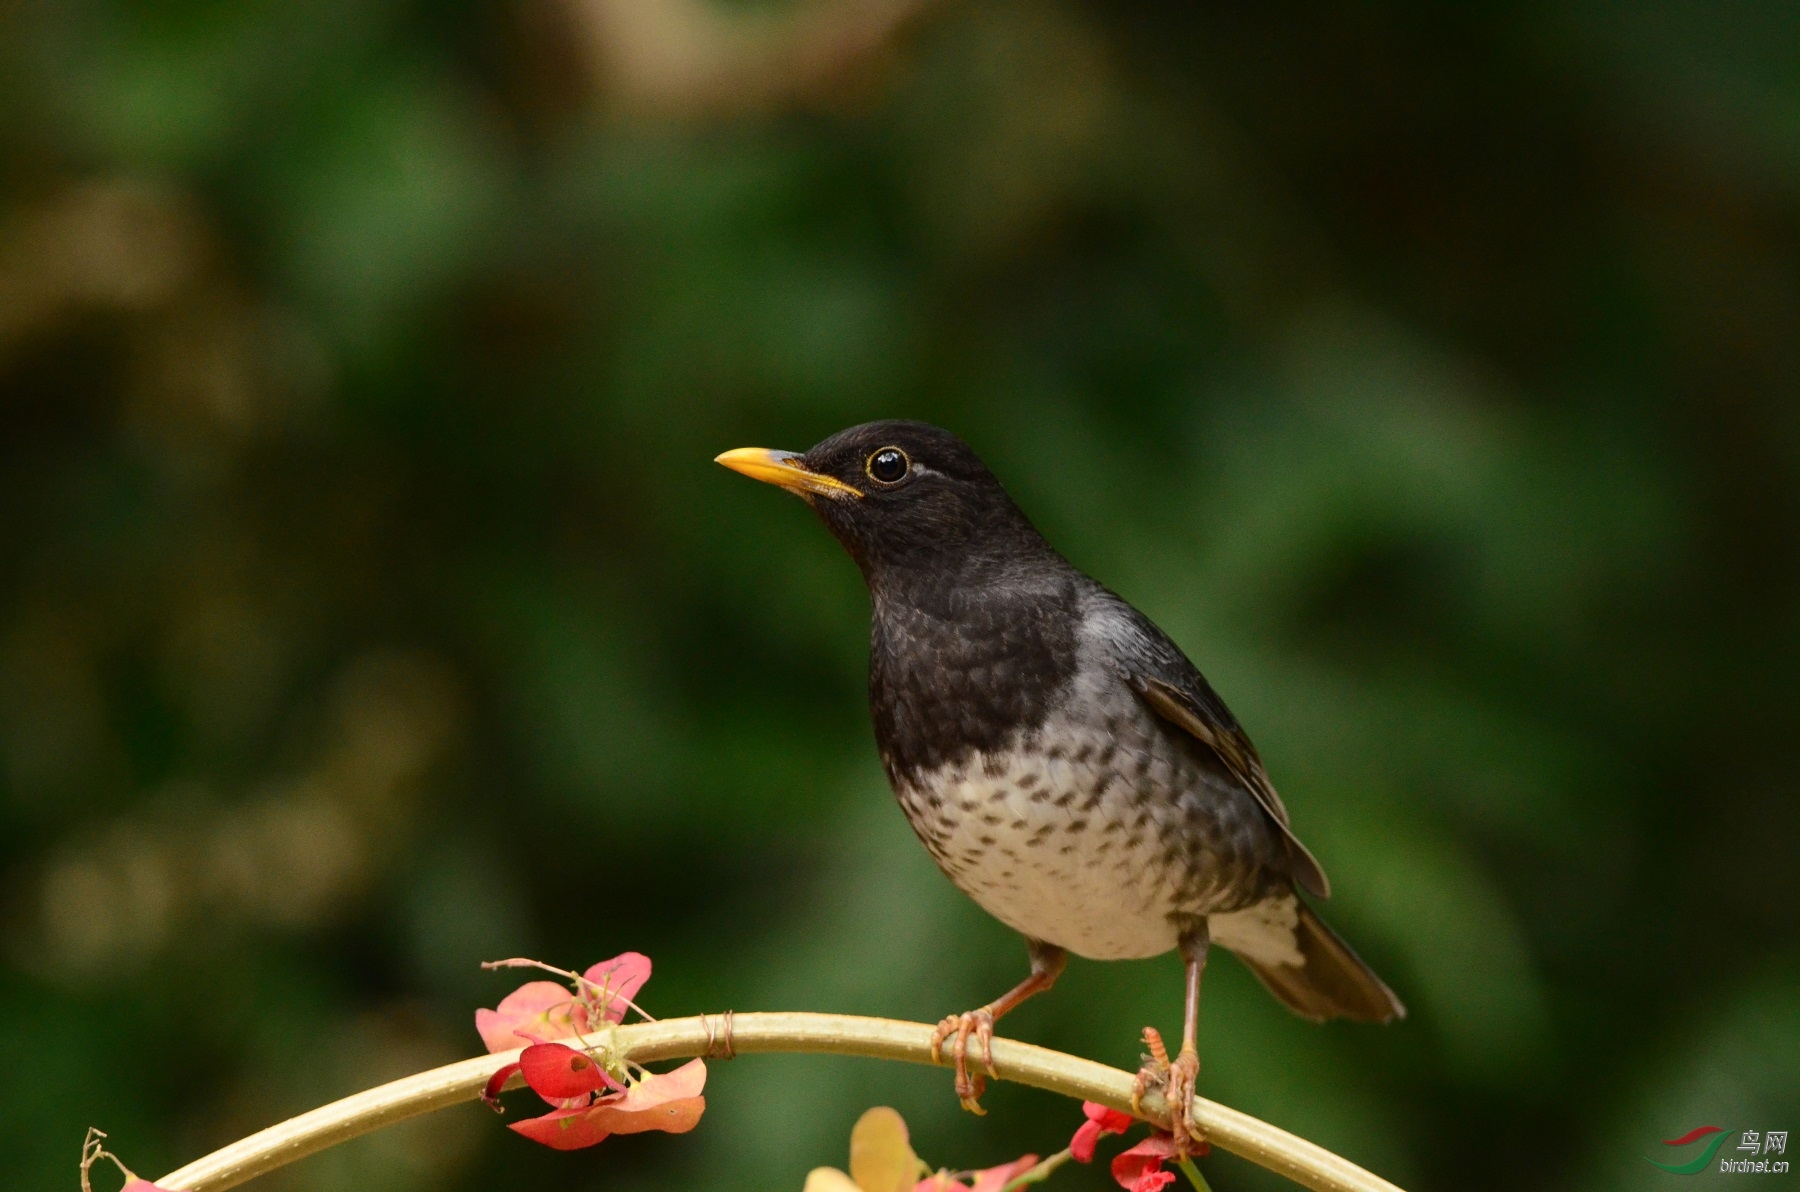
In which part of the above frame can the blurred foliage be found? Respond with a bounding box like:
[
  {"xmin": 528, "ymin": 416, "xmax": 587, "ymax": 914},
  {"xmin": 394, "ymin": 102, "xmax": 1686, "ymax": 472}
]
[{"xmin": 2, "ymin": 1, "xmax": 1797, "ymax": 1190}]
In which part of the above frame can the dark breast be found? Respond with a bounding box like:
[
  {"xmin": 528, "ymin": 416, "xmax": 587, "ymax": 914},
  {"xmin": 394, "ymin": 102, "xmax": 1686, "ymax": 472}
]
[{"xmin": 868, "ymin": 578, "xmax": 1082, "ymax": 787}]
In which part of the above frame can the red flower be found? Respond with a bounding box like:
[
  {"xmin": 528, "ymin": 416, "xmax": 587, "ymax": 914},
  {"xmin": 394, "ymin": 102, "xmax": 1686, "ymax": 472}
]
[
  {"xmin": 508, "ymin": 1057, "xmax": 707, "ymax": 1151},
  {"xmin": 1071, "ymin": 1101, "xmax": 1135, "ymax": 1163},
  {"xmin": 484, "ymin": 1041, "xmax": 704, "ymax": 1151},
  {"xmin": 1110, "ymin": 1133, "xmax": 1181, "ymax": 1192},
  {"xmin": 485, "ymin": 1040, "xmax": 628, "ymax": 1108}
]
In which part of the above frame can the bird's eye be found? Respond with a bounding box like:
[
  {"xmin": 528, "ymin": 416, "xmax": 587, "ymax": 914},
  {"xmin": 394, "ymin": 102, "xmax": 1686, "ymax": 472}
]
[{"xmin": 866, "ymin": 447, "xmax": 909, "ymax": 484}]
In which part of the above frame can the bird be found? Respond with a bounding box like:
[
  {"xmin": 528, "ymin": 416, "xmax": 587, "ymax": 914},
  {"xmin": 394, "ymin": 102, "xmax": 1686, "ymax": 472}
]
[{"xmin": 716, "ymin": 420, "xmax": 1403, "ymax": 1150}]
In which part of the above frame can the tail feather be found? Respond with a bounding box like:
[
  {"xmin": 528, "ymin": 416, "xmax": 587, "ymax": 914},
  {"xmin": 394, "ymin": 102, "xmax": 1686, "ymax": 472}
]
[{"xmin": 1226, "ymin": 897, "xmax": 1405, "ymax": 1024}]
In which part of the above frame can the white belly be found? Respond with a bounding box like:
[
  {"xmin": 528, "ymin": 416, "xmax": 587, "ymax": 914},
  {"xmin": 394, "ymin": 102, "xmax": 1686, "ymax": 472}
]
[{"xmin": 896, "ymin": 721, "xmax": 1202, "ymax": 961}]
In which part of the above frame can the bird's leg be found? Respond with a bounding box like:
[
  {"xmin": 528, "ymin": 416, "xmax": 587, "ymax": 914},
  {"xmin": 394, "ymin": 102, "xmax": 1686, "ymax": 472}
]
[
  {"xmin": 1168, "ymin": 926, "xmax": 1209, "ymax": 1154},
  {"xmin": 1133, "ymin": 922, "xmax": 1209, "ymax": 1156},
  {"xmin": 931, "ymin": 938, "xmax": 1066, "ymax": 1113}
]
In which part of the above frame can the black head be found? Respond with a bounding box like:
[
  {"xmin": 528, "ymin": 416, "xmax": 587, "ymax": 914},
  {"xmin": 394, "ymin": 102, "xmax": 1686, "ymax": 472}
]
[{"xmin": 715, "ymin": 420, "xmax": 1052, "ymax": 583}]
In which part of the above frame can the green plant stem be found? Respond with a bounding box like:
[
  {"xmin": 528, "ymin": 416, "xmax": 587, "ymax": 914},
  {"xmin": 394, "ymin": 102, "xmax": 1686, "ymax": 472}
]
[
  {"xmin": 1002, "ymin": 1146, "xmax": 1073, "ymax": 1189},
  {"xmin": 152, "ymin": 1011, "xmax": 1402, "ymax": 1192},
  {"xmin": 1178, "ymin": 1154, "xmax": 1216, "ymax": 1192}
]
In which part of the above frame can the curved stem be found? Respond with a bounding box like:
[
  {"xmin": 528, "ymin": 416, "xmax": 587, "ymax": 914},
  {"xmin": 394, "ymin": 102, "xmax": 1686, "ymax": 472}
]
[{"xmin": 154, "ymin": 1011, "xmax": 1402, "ymax": 1192}]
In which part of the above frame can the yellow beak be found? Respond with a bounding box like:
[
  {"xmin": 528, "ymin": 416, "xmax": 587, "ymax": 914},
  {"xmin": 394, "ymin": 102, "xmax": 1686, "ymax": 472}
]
[{"xmin": 714, "ymin": 447, "xmax": 864, "ymax": 500}]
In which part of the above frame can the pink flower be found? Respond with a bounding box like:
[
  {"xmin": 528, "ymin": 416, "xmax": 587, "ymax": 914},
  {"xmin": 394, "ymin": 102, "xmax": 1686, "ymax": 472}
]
[
  {"xmin": 910, "ymin": 1154, "xmax": 1039, "ymax": 1192},
  {"xmin": 475, "ymin": 952, "xmax": 652, "ymax": 1053},
  {"xmin": 476, "ymin": 981, "xmax": 588, "ymax": 1052},
  {"xmin": 475, "ymin": 954, "xmax": 702, "ymax": 1152},
  {"xmin": 1071, "ymin": 1101, "xmax": 1135, "ymax": 1163},
  {"xmin": 578, "ymin": 952, "xmax": 653, "ymax": 1021}
]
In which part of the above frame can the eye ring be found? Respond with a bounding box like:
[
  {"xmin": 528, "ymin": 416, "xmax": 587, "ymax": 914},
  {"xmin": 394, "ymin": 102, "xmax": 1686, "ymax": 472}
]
[{"xmin": 865, "ymin": 447, "xmax": 910, "ymax": 484}]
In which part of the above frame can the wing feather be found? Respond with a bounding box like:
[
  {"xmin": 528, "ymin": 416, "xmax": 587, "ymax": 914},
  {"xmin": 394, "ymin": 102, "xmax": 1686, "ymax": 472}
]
[{"xmin": 1129, "ymin": 673, "xmax": 1331, "ymax": 899}]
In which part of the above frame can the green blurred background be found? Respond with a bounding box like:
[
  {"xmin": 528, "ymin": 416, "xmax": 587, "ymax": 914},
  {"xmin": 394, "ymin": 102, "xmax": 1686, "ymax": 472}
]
[{"xmin": 3, "ymin": 1, "xmax": 1796, "ymax": 1189}]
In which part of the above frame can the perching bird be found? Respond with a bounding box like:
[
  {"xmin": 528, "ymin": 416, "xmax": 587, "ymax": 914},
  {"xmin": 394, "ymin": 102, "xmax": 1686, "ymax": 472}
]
[{"xmin": 716, "ymin": 421, "xmax": 1402, "ymax": 1149}]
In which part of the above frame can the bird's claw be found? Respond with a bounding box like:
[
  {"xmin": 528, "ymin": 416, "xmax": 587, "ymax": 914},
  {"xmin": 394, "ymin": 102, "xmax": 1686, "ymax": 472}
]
[
  {"xmin": 1133, "ymin": 1026, "xmax": 1204, "ymax": 1157},
  {"xmin": 1166, "ymin": 1046, "xmax": 1202, "ymax": 1156},
  {"xmin": 930, "ymin": 1009, "xmax": 997, "ymax": 1114},
  {"xmin": 1131, "ymin": 1025, "xmax": 1171, "ymax": 1116}
]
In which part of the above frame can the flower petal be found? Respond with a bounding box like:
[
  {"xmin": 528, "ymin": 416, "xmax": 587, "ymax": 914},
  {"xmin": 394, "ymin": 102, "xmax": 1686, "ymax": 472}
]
[
  {"xmin": 851, "ymin": 1106, "xmax": 924, "ymax": 1192},
  {"xmin": 122, "ymin": 1181, "xmax": 181, "ymax": 1192},
  {"xmin": 804, "ymin": 1169, "xmax": 865, "ymax": 1192},
  {"xmin": 482, "ymin": 1061, "xmax": 522, "ymax": 1109},
  {"xmin": 519, "ymin": 1042, "xmax": 619, "ymax": 1101},
  {"xmin": 1072, "ymin": 1101, "xmax": 1136, "ymax": 1163},
  {"xmin": 582, "ymin": 1058, "xmax": 707, "ymax": 1135},
  {"xmin": 967, "ymin": 1154, "xmax": 1040, "ymax": 1192},
  {"xmin": 1110, "ymin": 1134, "xmax": 1178, "ymax": 1192},
  {"xmin": 581, "ymin": 952, "xmax": 652, "ymax": 1023},
  {"xmin": 476, "ymin": 980, "xmax": 588, "ymax": 1052},
  {"xmin": 508, "ymin": 1105, "xmax": 612, "ymax": 1151}
]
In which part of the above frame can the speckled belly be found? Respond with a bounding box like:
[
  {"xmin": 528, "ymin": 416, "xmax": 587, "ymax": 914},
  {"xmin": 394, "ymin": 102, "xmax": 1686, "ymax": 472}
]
[{"xmin": 892, "ymin": 714, "xmax": 1262, "ymax": 961}]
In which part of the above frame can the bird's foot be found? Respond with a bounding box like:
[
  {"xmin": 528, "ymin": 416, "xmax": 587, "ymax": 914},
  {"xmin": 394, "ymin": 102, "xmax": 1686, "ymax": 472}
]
[
  {"xmin": 1130, "ymin": 1025, "xmax": 1171, "ymax": 1115},
  {"xmin": 930, "ymin": 1008, "xmax": 997, "ymax": 1114},
  {"xmin": 1131, "ymin": 1026, "xmax": 1205, "ymax": 1156},
  {"xmin": 1166, "ymin": 1046, "xmax": 1202, "ymax": 1156}
]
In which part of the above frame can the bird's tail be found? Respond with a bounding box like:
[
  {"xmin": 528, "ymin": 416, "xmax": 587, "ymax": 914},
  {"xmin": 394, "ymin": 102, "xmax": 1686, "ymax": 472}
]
[{"xmin": 1235, "ymin": 897, "xmax": 1406, "ymax": 1024}]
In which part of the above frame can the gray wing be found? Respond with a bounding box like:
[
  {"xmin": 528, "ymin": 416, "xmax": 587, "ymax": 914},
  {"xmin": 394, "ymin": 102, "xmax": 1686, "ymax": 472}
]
[{"xmin": 1095, "ymin": 593, "xmax": 1331, "ymax": 899}]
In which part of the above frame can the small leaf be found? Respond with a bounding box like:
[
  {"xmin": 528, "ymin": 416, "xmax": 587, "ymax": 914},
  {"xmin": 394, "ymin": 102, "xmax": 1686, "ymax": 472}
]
[{"xmin": 851, "ymin": 1107, "xmax": 924, "ymax": 1192}]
